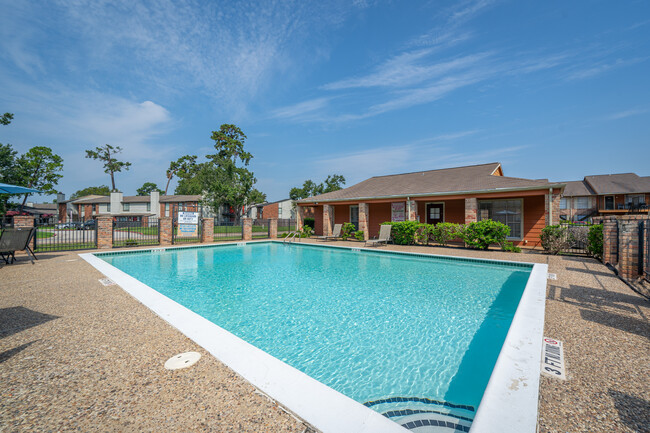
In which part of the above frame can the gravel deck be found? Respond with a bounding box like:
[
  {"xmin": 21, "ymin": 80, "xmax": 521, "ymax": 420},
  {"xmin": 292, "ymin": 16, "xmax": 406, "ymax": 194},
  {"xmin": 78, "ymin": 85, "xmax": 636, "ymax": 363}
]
[{"xmin": 1, "ymin": 241, "xmax": 649, "ymax": 432}]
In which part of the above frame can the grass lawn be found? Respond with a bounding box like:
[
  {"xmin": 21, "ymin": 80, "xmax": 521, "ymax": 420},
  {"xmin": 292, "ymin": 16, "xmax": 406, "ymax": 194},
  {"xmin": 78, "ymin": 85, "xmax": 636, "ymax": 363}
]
[
  {"xmin": 35, "ymin": 231, "xmax": 55, "ymax": 239},
  {"xmin": 35, "ymin": 242, "xmax": 95, "ymax": 252}
]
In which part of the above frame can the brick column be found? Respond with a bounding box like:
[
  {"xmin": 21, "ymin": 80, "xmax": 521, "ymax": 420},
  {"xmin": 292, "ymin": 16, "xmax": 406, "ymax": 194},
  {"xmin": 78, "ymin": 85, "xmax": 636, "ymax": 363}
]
[
  {"xmin": 358, "ymin": 203, "xmax": 369, "ymax": 240},
  {"xmin": 465, "ymin": 198, "xmax": 478, "ymax": 224},
  {"xmin": 296, "ymin": 206, "xmax": 304, "ymax": 231},
  {"xmin": 201, "ymin": 218, "xmax": 214, "ymax": 243},
  {"xmin": 159, "ymin": 217, "xmax": 172, "ymax": 246},
  {"xmin": 618, "ymin": 220, "xmax": 641, "ymax": 281},
  {"xmin": 84, "ymin": 204, "xmax": 93, "ymax": 221},
  {"xmin": 323, "ymin": 205, "xmax": 333, "ymax": 236},
  {"xmin": 96, "ymin": 216, "xmax": 113, "ymax": 249},
  {"xmin": 13, "ymin": 215, "xmax": 35, "ymax": 229},
  {"xmin": 545, "ymin": 192, "xmax": 561, "ymax": 226},
  {"xmin": 269, "ymin": 218, "xmax": 278, "ymax": 239},
  {"xmin": 602, "ymin": 217, "xmax": 618, "ymax": 266},
  {"xmin": 242, "ymin": 217, "xmax": 252, "ymax": 241}
]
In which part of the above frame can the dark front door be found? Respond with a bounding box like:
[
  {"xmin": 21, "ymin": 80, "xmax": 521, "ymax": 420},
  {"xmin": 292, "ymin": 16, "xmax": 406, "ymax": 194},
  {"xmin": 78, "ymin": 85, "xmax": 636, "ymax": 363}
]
[{"xmin": 426, "ymin": 203, "xmax": 444, "ymax": 225}]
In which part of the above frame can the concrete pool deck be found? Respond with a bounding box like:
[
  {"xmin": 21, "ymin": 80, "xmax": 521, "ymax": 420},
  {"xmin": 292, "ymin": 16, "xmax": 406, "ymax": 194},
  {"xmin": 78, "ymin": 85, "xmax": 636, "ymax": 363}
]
[{"xmin": 1, "ymin": 241, "xmax": 649, "ymax": 432}]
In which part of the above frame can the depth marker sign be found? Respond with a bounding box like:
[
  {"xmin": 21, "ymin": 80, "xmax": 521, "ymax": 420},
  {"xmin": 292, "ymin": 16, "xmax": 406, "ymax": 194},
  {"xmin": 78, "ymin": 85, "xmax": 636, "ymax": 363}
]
[{"xmin": 541, "ymin": 337, "xmax": 566, "ymax": 380}]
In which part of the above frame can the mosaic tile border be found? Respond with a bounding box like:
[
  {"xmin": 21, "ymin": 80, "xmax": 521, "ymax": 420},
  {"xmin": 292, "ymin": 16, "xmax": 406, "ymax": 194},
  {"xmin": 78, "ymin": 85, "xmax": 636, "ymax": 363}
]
[{"xmin": 364, "ymin": 396, "xmax": 475, "ymax": 412}]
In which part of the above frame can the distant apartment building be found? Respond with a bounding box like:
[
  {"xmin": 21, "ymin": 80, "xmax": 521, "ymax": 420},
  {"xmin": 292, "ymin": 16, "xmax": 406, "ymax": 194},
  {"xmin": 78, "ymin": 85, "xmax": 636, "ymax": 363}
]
[
  {"xmin": 247, "ymin": 198, "xmax": 296, "ymax": 220},
  {"xmin": 560, "ymin": 173, "xmax": 650, "ymax": 221}
]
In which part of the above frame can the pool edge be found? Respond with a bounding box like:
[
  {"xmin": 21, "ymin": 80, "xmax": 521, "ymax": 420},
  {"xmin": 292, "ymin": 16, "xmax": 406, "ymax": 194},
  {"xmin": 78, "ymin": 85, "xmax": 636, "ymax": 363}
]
[{"xmin": 80, "ymin": 240, "xmax": 546, "ymax": 433}]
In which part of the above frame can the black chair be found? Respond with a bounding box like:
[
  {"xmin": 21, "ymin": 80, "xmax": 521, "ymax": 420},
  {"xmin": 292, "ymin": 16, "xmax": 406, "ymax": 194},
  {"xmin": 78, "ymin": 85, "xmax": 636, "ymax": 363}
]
[{"xmin": 0, "ymin": 228, "xmax": 37, "ymax": 264}]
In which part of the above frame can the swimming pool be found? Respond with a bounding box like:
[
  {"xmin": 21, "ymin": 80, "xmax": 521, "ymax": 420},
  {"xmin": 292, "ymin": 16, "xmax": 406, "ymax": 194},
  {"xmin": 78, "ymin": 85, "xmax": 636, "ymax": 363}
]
[{"xmin": 82, "ymin": 241, "xmax": 547, "ymax": 433}]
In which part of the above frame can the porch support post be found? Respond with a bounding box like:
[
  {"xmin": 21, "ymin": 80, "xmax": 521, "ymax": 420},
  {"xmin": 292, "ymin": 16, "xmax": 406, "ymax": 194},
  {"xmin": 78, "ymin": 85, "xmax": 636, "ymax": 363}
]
[
  {"xmin": 296, "ymin": 206, "xmax": 304, "ymax": 231},
  {"xmin": 465, "ymin": 198, "xmax": 478, "ymax": 224},
  {"xmin": 359, "ymin": 202, "xmax": 369, "ymax": 240},
  {"xmin": 545, "ymin": 190, "xmax": 561, "ymax": 226},
  {"xmin": 323, "ymin": 204, "xmax": 333, "ymax": 236}
]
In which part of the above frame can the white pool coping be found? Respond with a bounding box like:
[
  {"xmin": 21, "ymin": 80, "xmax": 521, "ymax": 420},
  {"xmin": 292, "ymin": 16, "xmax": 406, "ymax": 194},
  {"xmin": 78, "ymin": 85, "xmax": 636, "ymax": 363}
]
[{"xmin": 80, "ymin": 240, "xmax": 547, "ymax": 433}]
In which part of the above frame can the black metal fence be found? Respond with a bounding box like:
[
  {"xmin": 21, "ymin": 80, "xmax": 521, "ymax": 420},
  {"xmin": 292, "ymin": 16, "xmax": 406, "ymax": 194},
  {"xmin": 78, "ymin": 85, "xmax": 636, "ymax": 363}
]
[
  {"xmin": 33, "ymin": 220, "xmax": 97, "ymax": 252},
  {"xmin": 213, "ymin": 218, "xmax": 243, "ymax": 242},
  {"xmin": 559, "ymin": 222, "xmax": 593, "ymax": 255},
  {"xmin": 113, "ymin": 218, "xmax": 160, "ymax": 248},
  {"xmin": 277, "ymin": 218, "xmax": 296, "ymax": 238},
  {"xmin": 251, "ymin": 219, "xmax": 270, "ymax": 239},
  {"xmin": 644, "ymin": 219, "xmax": 649, "ymax": 283}
]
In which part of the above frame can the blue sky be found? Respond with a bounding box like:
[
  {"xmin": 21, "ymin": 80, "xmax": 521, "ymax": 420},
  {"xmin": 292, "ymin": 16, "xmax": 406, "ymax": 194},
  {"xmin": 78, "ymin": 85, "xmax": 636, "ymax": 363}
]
[{"xmin": 1, "ymin": 0, "xmax": 649, "ymax": 202}]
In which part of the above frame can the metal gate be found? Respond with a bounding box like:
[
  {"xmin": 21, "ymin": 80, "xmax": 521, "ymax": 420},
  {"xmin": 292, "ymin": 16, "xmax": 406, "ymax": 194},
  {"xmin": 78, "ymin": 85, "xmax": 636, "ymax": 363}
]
[
  {"xmin": 172, "ymin": 207, "xmax": 202, "ymax": 244},
  {"xmin": 213, "ymin": 218, "xmax": 242, "ymax": 242},
  {"xmin": 251, "ymin": 219, "xmax": 270, "ymax": 239}
]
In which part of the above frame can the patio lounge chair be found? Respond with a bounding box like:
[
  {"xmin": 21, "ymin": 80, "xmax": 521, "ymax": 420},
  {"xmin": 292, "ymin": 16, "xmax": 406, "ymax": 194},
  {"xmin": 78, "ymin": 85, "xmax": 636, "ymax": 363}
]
[
  {"xmin": 0, "ymin": 228, "xmax": 37, "ymax": 264},
  {"xmin": 313, "ymin": 223, "xmax": 342, "ymax": 241},
  {"xmin": 365, "ymin": 224, "xmax": 392, "ymax": 247}
]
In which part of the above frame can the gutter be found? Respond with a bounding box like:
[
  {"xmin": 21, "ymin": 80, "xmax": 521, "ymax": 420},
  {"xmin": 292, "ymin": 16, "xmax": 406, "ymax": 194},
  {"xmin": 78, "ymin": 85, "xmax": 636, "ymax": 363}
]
[{"xmin": 298, "ymin": 183, "xmax": 567, "ymax": 205}]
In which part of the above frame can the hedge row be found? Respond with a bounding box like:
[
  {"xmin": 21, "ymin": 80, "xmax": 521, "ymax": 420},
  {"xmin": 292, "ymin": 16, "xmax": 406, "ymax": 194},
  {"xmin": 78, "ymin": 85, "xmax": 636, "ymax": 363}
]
[
  {"xmin": 382, "ymin": 220, "xmax": 520, "ymax": 252},
  {"xmin": 540, "ymin": 223, "xmax": 603, "ymax": 259}
]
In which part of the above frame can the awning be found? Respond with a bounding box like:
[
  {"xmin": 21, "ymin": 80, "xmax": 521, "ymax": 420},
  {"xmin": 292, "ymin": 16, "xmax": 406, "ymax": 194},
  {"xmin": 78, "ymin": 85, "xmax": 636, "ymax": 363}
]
[{"xmin": 0, "ymin": 182, "xmax": 42, "ymax": 194}]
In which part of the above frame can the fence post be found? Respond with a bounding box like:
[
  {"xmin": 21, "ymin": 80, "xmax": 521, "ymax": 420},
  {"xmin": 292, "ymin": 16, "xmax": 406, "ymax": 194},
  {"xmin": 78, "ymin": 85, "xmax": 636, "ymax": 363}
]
[
  {"xmin": 617, "ymin": 220, "xmax": 641, "ymax": 281},
  {"xmin": 97, "ymin": 216, "xmax": 113, "ymax": 249},
  {"xmin": 201, "ymin": 218, "xmax": 214, "ymax": 243},
  {"xmin": 242, "ymin": 217, "xmax": 252, "ymax": 241},
  {"xmin": 13, "ymin": 215, "xmax": 35, "ymax": 229},
  {"xmin": 269, "ymin": 218, "xmax": 278, "ymax": 239},
  {"xmin": 159, "ymin": 217, "xmax": 173, "ymax": 246},
  {"xmin": 602, "ymin": 217, "xmax": 618, "ymax": 266}
]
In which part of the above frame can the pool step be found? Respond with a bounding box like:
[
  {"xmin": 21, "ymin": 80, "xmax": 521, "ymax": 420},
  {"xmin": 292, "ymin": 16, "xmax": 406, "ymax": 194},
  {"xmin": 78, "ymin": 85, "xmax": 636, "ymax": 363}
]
[{"xmin": 363, "ymin": 396, "xmax": 474, "ymax": 433}]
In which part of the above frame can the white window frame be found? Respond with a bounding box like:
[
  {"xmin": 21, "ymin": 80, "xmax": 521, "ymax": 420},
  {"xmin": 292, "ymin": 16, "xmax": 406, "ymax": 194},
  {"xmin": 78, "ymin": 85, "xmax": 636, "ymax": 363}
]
[
  {"xmin": 559, "ymin": 198, "xmax": 568, "ymax": 210},
  {"xmin": 123, "ymin": 203, "xmax": 130, "ymax": 211},
  {"xmin": 574, "ymin": 196, "xmax": 591, "ymax": 209}
]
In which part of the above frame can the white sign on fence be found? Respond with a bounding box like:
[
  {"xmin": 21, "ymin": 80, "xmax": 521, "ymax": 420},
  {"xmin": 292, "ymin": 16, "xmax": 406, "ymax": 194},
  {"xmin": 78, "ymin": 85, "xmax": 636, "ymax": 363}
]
[
  {"xmin": 178, "ymin": 211, "xmax": 199, "ymax": 224},
  {"xmin": 541, "ymin": 337, "xmax": 566, "ymax": 380}
]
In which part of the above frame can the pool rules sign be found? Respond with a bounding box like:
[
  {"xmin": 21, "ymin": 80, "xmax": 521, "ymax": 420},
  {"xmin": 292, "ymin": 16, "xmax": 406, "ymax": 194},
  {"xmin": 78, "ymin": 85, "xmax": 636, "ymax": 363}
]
[
  {"xmin": 177, "ymin": 211, "xmax": 199, "ymax": 237},
  {"xmin": 541, "ymin": 337, "xmax": 566, "ymax": 380}
]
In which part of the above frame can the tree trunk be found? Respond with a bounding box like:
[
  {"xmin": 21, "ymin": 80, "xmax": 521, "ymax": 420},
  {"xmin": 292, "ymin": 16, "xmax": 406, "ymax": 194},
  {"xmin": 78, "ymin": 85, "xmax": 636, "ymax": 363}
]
[
  {"xmin": 110, "ymin": 171, "xmax": 116, "ymax": 192},
  {"xmin": 164, "ymin": 175, "xmax": 172, "ymax": 195}
]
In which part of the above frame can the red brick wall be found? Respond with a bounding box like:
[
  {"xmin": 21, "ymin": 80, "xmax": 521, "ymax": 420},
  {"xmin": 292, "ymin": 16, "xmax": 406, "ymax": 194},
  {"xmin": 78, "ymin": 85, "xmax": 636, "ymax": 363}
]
[
  {"xmin": 333, "ymin": 204, "xmax": 350, "ymax": 226},
  {"xmin": 313, "ymin": 206, "xmax": 324, "ymax": 236},
  {"xmin": 58, "ymin": 203, "xmax": 67, "ymax": 222},
  {"xmin": 262, "ymin": 203, "xmax": 279, "ymax": 219},
  {"xmin": 368, "ymin": 203, "xmax": 392, "ymax": 238}
]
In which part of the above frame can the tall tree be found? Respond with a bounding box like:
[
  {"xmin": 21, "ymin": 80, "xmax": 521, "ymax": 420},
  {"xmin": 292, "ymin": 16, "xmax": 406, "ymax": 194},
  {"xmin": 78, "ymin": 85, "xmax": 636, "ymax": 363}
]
[
  {"xmin": 0, "ymin": 143, "xmax": 20, "ymax": 214},
  {"xmin": 289, "ymin": 174, "xmax": 346, "ymax": 200},
  {"xmin": 85, "ymin": 144, "xmax": 131, "ymax": 192},
  {"xmin": 165, "ymin": 155, "xmax": 197, "ymax": 195},
  {"xmin": 16, "ymin": 146, "xmax": 64, "ymax": 209},
  {"xmin": 70, "ymin": 185, "xmax": 111, "ymax": 199},
  {"xmin": 1, "ymin": 113, "xmax": 13, "ymax": 126},
  {"xmin": 136, "ymin": 182, "xmax": 163, "ymax": 196},
  {"xmin": 175, "ymin": 124, "xmax": 261, "ymax": 218},
  {"xmin": 248, "ymin": 188, "xmax": 267, "ymax": 205}
]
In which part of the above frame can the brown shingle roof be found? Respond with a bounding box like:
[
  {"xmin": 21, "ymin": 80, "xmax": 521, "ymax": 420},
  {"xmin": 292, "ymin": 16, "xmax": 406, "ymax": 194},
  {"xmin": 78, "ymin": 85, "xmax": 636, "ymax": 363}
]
[
  {"xmin": 562, "ymin": 180, "xmax": 595, "ymax": 197},
  {"xmin": 584, "ymin": 173, "xmax": 650, "ymax": 195},
  {"xmin": 299, "ymin": 163, "xmax": 563, "ymax": 203},
  {"xmin": 159, "ymin": 195, "xmax": 201, "ymax": 202}
]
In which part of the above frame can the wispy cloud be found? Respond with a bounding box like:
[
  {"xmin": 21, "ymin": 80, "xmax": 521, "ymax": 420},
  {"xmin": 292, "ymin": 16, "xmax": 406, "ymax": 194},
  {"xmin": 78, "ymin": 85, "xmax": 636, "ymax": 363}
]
[
  {"xmin": 566, "ymin": 57, "xmax": 647, "ymax": 80},
  {"xmin": 271, "ymin": 97, "xmax": 332, "ymax": 121},
  {"xmin": 604, "ymin": 108, "xmax": 648, "ymax": 120}
]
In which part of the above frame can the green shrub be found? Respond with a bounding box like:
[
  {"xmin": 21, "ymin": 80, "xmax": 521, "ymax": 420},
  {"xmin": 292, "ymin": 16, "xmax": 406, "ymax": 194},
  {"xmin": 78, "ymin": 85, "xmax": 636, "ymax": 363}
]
[
  {"xmin": 303, "ymin": 217, "xmax": 315, "ymax": 230},
  {"xmin": 540, "ymin": 225, "xmax": 569, "ymax": 254},
  {"xmin": 415, "ymin": 224, "xmax": 434, "ymax": 245},
  {"xmin": 461, "ymin": 220, "xmax": 510, "ymax": 250},
  {"xmin": 500, "ymin": 241, "xmax": 522, "ymax": 253},
  {"xmin": 341, "ymin": 222, "xmax": 356, "ymax": 240},
  {"xmin": 587, "ymin": 224, "xmax": 603, "ymax": 260},
  {"xmin": 431, "ymin": 222, "xmax": 461, "ymax": 246},
  {"xmin": 300, "ymin": 225, "xmax": 313, "ymax": 237},
  {"xmin": 383, "ymin": 221, "xmax": 420, "ymax": 245},
  {"xmin": 354, "ymin": 230, "xmax": 365, "ymax": 241}
]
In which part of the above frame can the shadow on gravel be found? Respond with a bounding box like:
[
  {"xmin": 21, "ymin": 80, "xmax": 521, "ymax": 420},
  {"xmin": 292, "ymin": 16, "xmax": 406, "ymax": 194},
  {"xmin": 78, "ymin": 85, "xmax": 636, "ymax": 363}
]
[
  {"xmin": 0, "ymin": 340, "xmax": 36, "ymax": 363},
  {"xmin": 552, "ymin": 284, "xmax": 648, "ymax": 313},
  {"xmin": 579, "ymin": 309, "xmax": 649, "ymax": 339},
  {"xmin": 608, "ymin": 389, "xmax": 650, "ymax": 433},
  {"xmin": 0, "ymin": 306, "xmax": 59, "ymax": 339}
]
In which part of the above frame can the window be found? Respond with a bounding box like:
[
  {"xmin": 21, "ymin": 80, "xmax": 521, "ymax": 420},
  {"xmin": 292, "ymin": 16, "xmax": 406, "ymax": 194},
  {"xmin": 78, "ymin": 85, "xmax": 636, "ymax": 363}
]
[
  {"xmin": 604, "ymin": 196, "xmax": 614, "ymax": 210},
  {"xmin": 92, "ymin": 204, "xmax": 97, "ymax": 213},
  {"xmin": 625, "ymin": 194, "xmax": 645, "ymax": 206},
  {"xmin": 575, "ymin": 197, "xmax": 590, "ymax": 209},
  {"xmin": 350, "ymin": 205, "xmax": 359, "ymax": 230},
  {"xmin": 559, "ymin": 198, "xmax": 567, "ymax": 209},
  {"xmin": 478, "ymin": 199, "xmax": 523, "ymax": 239},
  {"xmin": 146, "ymin": 202, "xmax": 151, "ymax": 212},
  {"xmin": 107, "ymin": 203, "xmax": 111, "ymax": 212},
  {"xmin": 165, "ymin": 203, "xmax": 170, "ymax": 216},
  {"xmin": 123, "ymin": 203, "xmax": 130, "ymax": 211}
]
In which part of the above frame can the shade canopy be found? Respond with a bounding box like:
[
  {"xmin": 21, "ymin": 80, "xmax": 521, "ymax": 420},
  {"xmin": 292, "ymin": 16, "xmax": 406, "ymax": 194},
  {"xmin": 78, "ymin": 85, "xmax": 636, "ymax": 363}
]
[{"xmin": 0, "ymin": 182, "xmax": 42, "ymax": 194}]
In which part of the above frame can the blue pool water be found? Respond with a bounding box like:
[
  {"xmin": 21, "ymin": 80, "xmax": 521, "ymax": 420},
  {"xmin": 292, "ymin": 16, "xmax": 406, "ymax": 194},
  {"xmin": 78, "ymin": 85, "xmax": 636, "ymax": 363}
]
[{"xmin": 100, "ymin": 242, "xmax": 531, "ymax": 422}]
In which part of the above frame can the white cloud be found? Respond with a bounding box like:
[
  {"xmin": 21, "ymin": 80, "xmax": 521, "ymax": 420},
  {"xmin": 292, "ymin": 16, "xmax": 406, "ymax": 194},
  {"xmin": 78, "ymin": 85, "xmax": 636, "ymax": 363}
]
[{"xmin": 604, "ymin": 108, "xmax": 648, "ymax": 120}]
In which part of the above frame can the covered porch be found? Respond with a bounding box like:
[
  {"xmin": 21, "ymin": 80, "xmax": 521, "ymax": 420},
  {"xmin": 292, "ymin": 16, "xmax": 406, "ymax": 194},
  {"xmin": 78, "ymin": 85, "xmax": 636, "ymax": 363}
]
[{"xmin": 298, "ymin": 188, "xmax": 560, "ymax": 247}]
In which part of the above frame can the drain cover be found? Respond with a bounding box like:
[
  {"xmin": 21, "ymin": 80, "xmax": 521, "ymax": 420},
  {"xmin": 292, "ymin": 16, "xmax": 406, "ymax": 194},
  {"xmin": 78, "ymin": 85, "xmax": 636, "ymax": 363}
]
[{"xmin": 164, "ymin": 352, "xmax": 201, "ymax": 370}]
